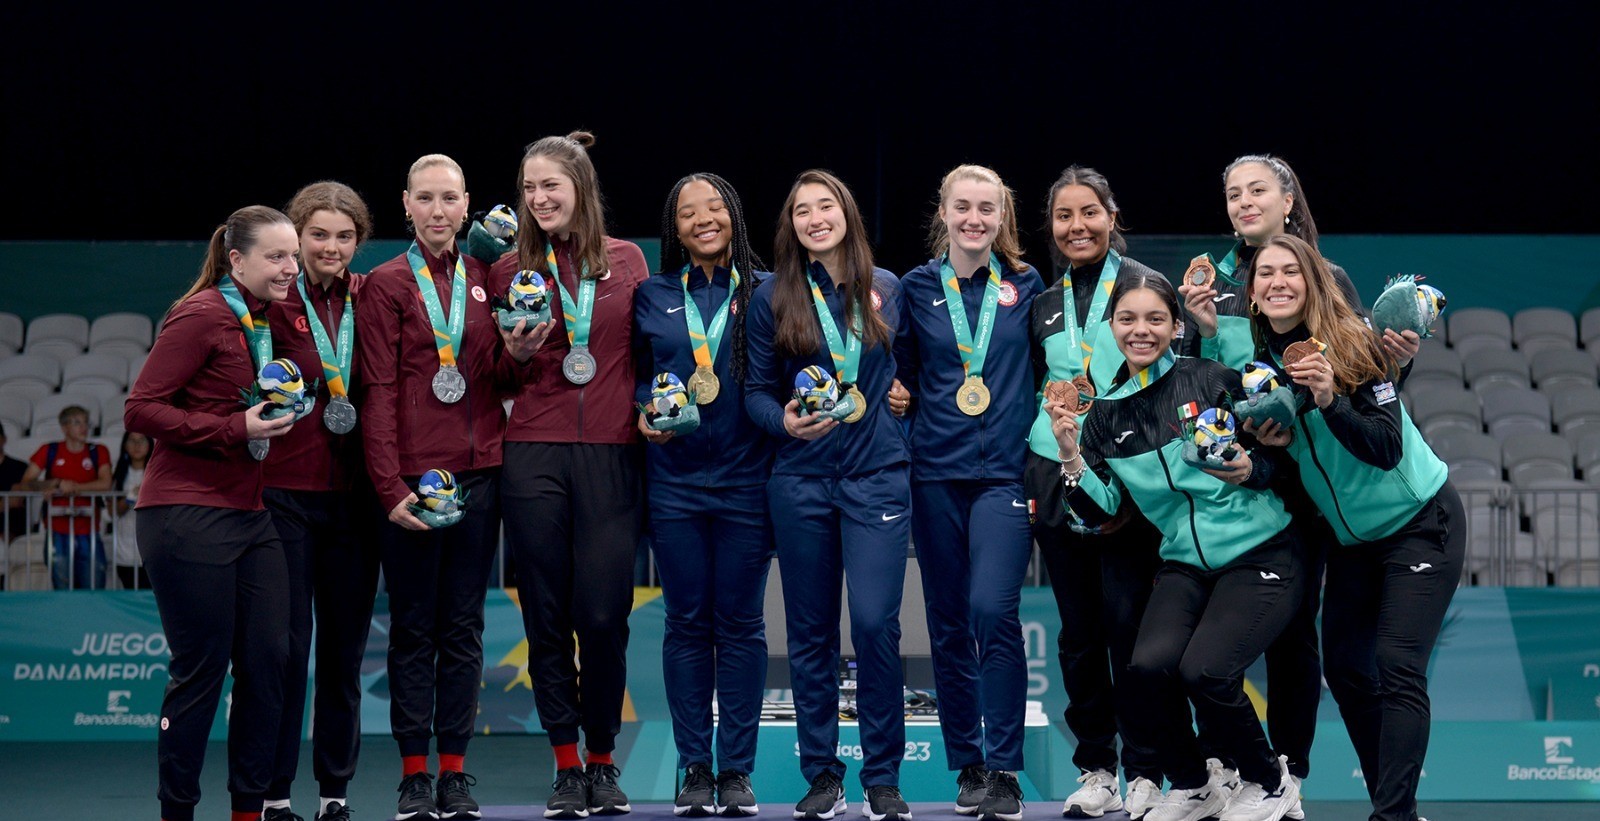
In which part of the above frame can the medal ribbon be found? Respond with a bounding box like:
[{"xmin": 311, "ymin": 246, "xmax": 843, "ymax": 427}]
[
  {"xmin": 680, "ymin": 264, "xmax": 740, "ymax": 371},
  {"xmin": 1059, "ymin": 249, "xmax": 1122, "ymax": 376},
  {"xmin": 548, "ymin": 245, "xmax": 595, "ymax": 348},
  {"xmin": 218, "ymin": 275, "xmax": 274, "ymax": 371},
  {"xmin": 1099, "ymin": 348, "xmax": 1177, "ymax": 401},
  {"xmin": 938, "ymin": 253, "xmax": 1003, "ymax": 379},
  {"xmin": 295, "ymin": 273, "xmax": 355, "ymax": 397},
  {"xmin": 1198, "ymin": 242, "xmax": 1244, "ymax": 287},
  {"xmin": 406, "ymin": 242, "xmax": 466, "ymax": 368},
  {"xmin": 807, "ymin": 268, "xmax": 863, "ymax": 385}
]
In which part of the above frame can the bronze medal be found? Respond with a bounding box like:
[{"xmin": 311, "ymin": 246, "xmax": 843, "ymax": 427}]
[
  {"xmin": 1185, "ymin": 255, "xmax": 1217, "ymax": 289},
  {"xmin": 1071, "ymin": 375, "xmax": 1096, "ymax": 415},
  {"xmin": 1283, "ymin": 338, "xmax": 1328, "ymax": 368},
  {"xmin": 843, "ymin": 385, "xmax": 867, "ymax": 423},
  {"xmin": 1045, "ymin": 380, "xmax": 1079, "ymax": 412},
  {"xmin": 956, "ymin": 377, "xmax": 991, "ymax": 416},
  {"xmin": 686, "ymin": 365, "xmax": 720, "ymax": 405}
]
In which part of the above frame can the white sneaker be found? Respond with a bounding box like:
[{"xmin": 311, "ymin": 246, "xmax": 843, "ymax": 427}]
[
  {"xmin": 1218, "ymin": 758, "xmax": 1295, "ymax": 821},
  {"xmin": 1061, "ymin": 770, "xmax": 1122, "ymax": 817},
  {"xmin": 1206, "ymin": 758, "xmax": 1241, "ymax": 805},
  {"xmin": 1143, "ymin": 785, "xmax": 1225, "ymax": 821},
  {"xmin": 1283, "ymin": 762, "xmax": 1304, "ymax": 820},
  {"xmin": 1124, "ymin": 778, "xmax": 1162, "ymax": 820}
]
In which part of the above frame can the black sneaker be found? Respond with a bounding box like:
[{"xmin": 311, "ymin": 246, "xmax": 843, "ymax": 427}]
[
  {"xmin": 397, "ymin": 772, "xmax": 439, "ymax": 821},
  {"xmin": 437, "ymin": 771, "xmax": 482, "ymax": 819},
  {"xmin": 978, "ymin": 771, "xmax": 1023, "ymax": 821},
  {"xmin": 675, "ymin": 763, "xmax": 717, "ymax": 817},
  {"xmin": 955, "ymin": 764, "xmax": 990, "ymax": 816},
  {"xmin": 863, "ymin": 785, "xmax": 911, "ymax": 821},
  {"xmin": 587, "ymin": 762, "xmax": 632, "ymax": 815},
  {"xmin": 716, "ymin": 770, "xmax": 759, "ymax": 817},
  {"xmin": 314, "ymin": 801, "xmax": 352, "ymax": 821},
  {"xmin": 546, "ymin": 767, "xmax": 591, "ymax": 819},
  {"xmin": 264, "ymin": 808, "xmax": 306, "ymax": 821},
  {"xmin": 793, "ymin": 770, "xmax": 846, "ymax": 820}
]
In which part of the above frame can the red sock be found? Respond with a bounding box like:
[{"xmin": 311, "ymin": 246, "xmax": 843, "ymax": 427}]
[
  {"xmin": 403, "ymin": 755, "xmax": 428, "ymax": 776},
  {"xmin": 586, "ymin": 750, "xmax": 614, "ymax": 766},
  {"xmin": 554, "ymin": 743, "xmax": 582, "ymax": 771},
  {"xmin": 439, "ymin": 753, "xmax": 465, "ymax": 774},
  {"xmin": 233, "ymin": 812, "xmax": 261, "ymax": 821}
]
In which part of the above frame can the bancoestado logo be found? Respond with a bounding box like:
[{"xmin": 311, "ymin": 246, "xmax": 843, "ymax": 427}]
[
  {"xmin": 12, "ymin": 633, "xmax": 170, "ymax": 683},
  {"xmin": 1506, "ymin": 736, "xmax": 1600, "ymax": 782},
  {"xmin": 74, "ymin": 689, "xmax": 160, "ymax": 728}
]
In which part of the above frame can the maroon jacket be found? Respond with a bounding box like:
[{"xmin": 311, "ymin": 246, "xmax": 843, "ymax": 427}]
[
  {"xmin": 264, "ymin": 272, "xmax": 366, "ymax": 492},
  {"xmin": 489, "ymin": 236, "xmax": 648, "ymax": 444},
  {"xmin": 126, "ymin": 282, "xmax": 267, "ymax": 510},
  {"xmin": 358, "ymin": 245, "xmax": 537, "ymax": 511}
]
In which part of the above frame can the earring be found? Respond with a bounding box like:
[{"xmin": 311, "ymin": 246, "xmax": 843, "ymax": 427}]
[
  {"xmin": 1250, "ymin": 300, "xmax": 1261, "ymax": 316},
  {"xmin": 1284, "ymin": 214, "xmax": 1291, "ymax": 225},
  {"xmin": 1233, "ymin": 230, "xmax": 1241, "ymax": 239}
]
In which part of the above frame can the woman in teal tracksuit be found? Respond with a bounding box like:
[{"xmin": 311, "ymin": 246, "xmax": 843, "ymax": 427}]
[
  {"xmin": 1048, "ymin": 272, "xmax": 1300, "ymax": 821},
  {"xmin": 1244, "ymin": 235, "xmax": 1463, "ymax": 821}
]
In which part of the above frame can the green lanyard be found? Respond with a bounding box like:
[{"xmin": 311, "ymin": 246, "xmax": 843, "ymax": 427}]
[
  {"xmin": 938, "ymin": 253, "xmax": 1003, "ymax": 379},
  {"xmin": 680, "ymin": 264, "xmax": 739, "ymax": 372},
  {"xmin": 406, "ymin": 242, "xmax": 466, "ymax": 368},
  {"xmin": 1100, "ymin": 348, "xmax": 1177, "ymax": 401},
  {"xmin": 1197, "ymin": 242, "xmax": 1244, "ymax": 288},
  {"xmin": 808, "ymin": 270, "xmax": 863, "ymax": 384},
  {"xmin": 218, "ymin": 275, "xmax": 273, "ymax": 371},
  {"xmin": 1059, "ymin": 249, "xmax": 1122, "ymax": 377},
  {"xmin": 548, "ymin": 244, "xmax": 595, "ymax": 348},
  {"xmin": 295, "ymin": 274, "xmax": 355, "ymax": 398}
]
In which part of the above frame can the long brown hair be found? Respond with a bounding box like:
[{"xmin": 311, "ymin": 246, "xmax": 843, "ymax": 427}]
[
  {"xmin": 927, "ymin": 164, "xmax": 1026, "ymax": 271},
  {"xmin": 770, "ymin": 170, "xmax": 890, "ymax": 357},
  {"xmin": 286, "ymin": 180, "xmax": 373, "ymax": 245},
  {"xmin": 1248, "ymin": 234, "xmax": 1388, "ymax": 392},
  {"xmin": 516, "ymin": 131, "xmax": 609, "ymax": 280},
  {"xmin": 175, "ymin": 205, "xmax": 294, "ymax": 312},
  {"xmin": 1224, "ymin": 154, "xmax": 1320, "ymax": 249}
]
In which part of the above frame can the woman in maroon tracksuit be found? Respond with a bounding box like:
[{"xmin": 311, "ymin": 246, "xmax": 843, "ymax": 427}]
[
  {"xmin": 126, "ymin": 205, "xmax": 301, "ymax": 821},
  {"xmin": 358, "ymin": 154, "xmax": 549, "ymax": 821},
  {"xmin": 489, "ymin": 132, "xmax": 650, "ymax": 818}
]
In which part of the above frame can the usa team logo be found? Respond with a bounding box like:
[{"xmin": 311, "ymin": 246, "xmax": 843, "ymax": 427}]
[
  {"xmin": 998, "ymin": 281, "xmax": 1018, "ymax": 306},
  {"xmin": 870, "ymin": 290, "xmax": 883, "ymax": 311}
]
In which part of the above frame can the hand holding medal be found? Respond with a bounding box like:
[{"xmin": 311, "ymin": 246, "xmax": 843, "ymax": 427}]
[
  {"xmin": 1045, "ymin": 396, "xmax": 1082, "ymax": 462},
  {"xmin": 1283, "ymin": 337, "xmax": 1335, "ymax": 409},
  {"xmin": 1178, "ymin": 254, "xmax": 1221, "ymax": 338}
]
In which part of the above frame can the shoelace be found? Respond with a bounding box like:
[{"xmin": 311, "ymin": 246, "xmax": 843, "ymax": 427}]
[
  {"xmin": 590, "ymin": 763, "xmax": 622, "ymax": 787},
  {"xmin": 869, "ymin": 786, "xmax": 905, "ymax": 805},
  {"xmin": 958, "ymin": 766, "xmax": 988, "ymax": 793},
  {"xmin": 682, "ymin": 766, "xmax": 716, "ymax": 795},
  {"xmin": 400, "ymin": 773, "xmax": 434, "ymax": 800},
  {"xmin": 717, "ymin": 772, "xmax": 752, "ymax": 795},
  {"xmin": 553, "ymin": 769, "xmax": 588, "ymax": 796},
  {"xmin": 988, "ymin": 774, "xmax": 1022, "ymax": 801},
  {"xmin": 808, "ymin": 771, "xmax": 843, "ymax": 797},
  {"xmin": 440, "ymin": 772, "xmax": 477, "ymax": 799}
]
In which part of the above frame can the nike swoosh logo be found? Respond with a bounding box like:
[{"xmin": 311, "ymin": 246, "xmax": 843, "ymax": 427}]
[
  {"xmin": 1114, "ymin": 431, "xmax": 1133, "ymax": 443},
  {"xmin": 1011, "ymin": 500, "xmax": 1026, "ymax": 508},
  {"xmin": 933, "ymin": 298, "xmax": 947, "ymax": 306},
  {"xmin": 1212, "ymin": 293, "xmax": 1237, "ymax": 303},
  {"xmin": 1410, "ymin": 563, "xmax": 1433, "ymax": 572},
  {"xmin": 667, "ymin": 306, "xmax": 685, "ymax": 314},
  {"xmin": 1260, "ymin": 571, "xmax": 1281, "ymax": 580},
  {"xmin": 882, "ymin": 513, "xmax": 902, "ymax": 522},
  {"xmin": 1045, "ymin": 312, "xmax": 1062, "ymax": 325}
]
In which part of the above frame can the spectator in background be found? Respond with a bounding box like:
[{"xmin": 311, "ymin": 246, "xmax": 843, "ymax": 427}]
[
  {"xmin": 109, "ymin": 431, "xmax": 152, "ymax": 589},
  {"xmin": 1, "ymin": 425, "xmax": 30, "ymax": 540},
  {"xmin": 18, "ymin": 405, "xmax": 113, "ymax": 589}
]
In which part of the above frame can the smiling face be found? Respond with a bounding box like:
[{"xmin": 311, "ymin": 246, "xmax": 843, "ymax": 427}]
[
  {"xmin": 522, "ymin": 155, "xmax": 577, "ymax": 239},
  {"xmin": 1051, "ymin": 184, "xmax": 1115, "ymax": 266},
  {"xmin": 299, "ymin": 209, "xmax": 358, "ymax": 282},
  {"xmin": 675, "ymin": 179, "xmax": 732, "ymax": 269},
  {"xmin": 941, "ymin": 177, "xmax": 1003, "ymax": 260},
  {"xmin": 1250, "ymin": 243, "xmax": 1308, "ymax": 331},
  {"xmin": 404, "ymin": 164, "xmax": 468, "ymax": 255},
  {"xmin": 229, "ymin": 222, "xmax": 301, "ymax": 302},
  {"xmin": 791, "ymin": 182, "xmax": 847, "ymax": 261},
  {"xmin": 1225, "ymin": 162, "xmax": 1293, "ymax": 245},
  {"xmin": 1112, "ymin": 287, "xmax": 1177, "ymax": 370}
]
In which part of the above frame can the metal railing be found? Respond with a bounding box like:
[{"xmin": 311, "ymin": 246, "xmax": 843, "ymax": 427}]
[{"xmin": 1, "ymin": 490, "xmax": 142, "ymax": 590}]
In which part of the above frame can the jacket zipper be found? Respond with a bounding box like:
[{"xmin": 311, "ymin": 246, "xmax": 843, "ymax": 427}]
[
  {"xmin": 1298, "ymin": 416, "xmax": 1361, "ymax": 542},
  {"xmin": 1158, "ymin": 448, "xmax": 1210, "ymax": 570}
]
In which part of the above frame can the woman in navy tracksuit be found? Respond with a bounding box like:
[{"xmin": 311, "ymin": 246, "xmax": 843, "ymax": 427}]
[
  {"xmin": 634, "ymin": 172, "xmax": 773, "ymax": 817},
  {"xmin": 893, "ymin": 164, "xmax": 1041, "ymax": 821},
  {"xmin": 1244, "ymin": 235, "xmax": 1463, "ymax": 821},
  {"xmin": 744, "ymin": 170, "xmax": 912, "ymax": 821}
]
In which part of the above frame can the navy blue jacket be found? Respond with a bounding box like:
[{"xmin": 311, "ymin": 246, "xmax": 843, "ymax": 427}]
[
  {"xmin": 895, "ymin": 257, "xmax": 1043, "ymax": 482},
  {"xmin": 633, "ymin": 265, "xmax": 774, "ymax": 488},
  {"xmin": 744, "ymin": 262, "xmax": 909, "ymax": 478}
]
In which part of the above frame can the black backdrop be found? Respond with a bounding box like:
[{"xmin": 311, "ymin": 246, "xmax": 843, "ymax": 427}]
[{"xmin": 4, "ymin": 2, "xmax": 1595, "ymax": 273}]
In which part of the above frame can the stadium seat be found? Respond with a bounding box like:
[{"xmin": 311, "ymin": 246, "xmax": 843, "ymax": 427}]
[
  {"xmin": 99, "ymin": 423, "xmax": 125, "ymax": 446},
  {"xmin": 1503, "ymin": 433, "xmax": 1574, "ymax": 488},
  {"xmin": 0, "ymin": 354, "xmax": 62, "ymax": 402},
  {"xmin": 101, "ymin": 395, "xmax": 128, "ymax": 432},
  {"xmin": 1449, "ymin": 307, "xmax": 1512, "ymax": 357},
  {"xmin": 23, "ymin": 313, "xmax": 90, "ymax": 364},
  {"xmin": 1465, "ymin": 348, "xmax": 1532, "ymax": 392},
  {"xmin": 1455, "ymin": 480, "xmax": 1510, "ymax": 583},
  {"xmin": 1551, "ymin": 386, "xmax": 1600, "ymax": 448},
  {"xmin": 62, "ymin": 352, "xmax": 130, "ymax": 402},
  {"xmin": 128, "ymin": 353, "xmax": 148, "ymax": 385},
  {"xmin": 1411, "ymin": 388, "xmax": 1481, "ymax": 438},
  {"xmin": 1513, "ymin": 308, "xmax": 1578, "ymax": 358},
  {"xmin": 1409, "ymin": 340, "xmax": 1463, "ymax": 387},
  {"xmin": 1430, "ymin": 428, "xmax": 1501, "ymax": 481},
  {"xmin": 0, "ymin": 312, "xmax": 22, "ymax": 353},
  {"xmin": 1581, "ymin": 306, "xmax": 1600, "ymax": 349},
  {"xmin": 31, "ymin": 392, "xmax": 102, "ymax": 434},
  {"xmin": 1578, "ymin": 432, "xmax": 1600, "ymax": 483},
  {"xmin": 1481, "ymin": 388, "xmax": 1551, "ymax": 441},
  {"xmin": 1530, "ymin": 348, "xmax": 1598, "ymax": 393},
  {"xmin": 0, "ymin": 395, "xmax": 31, "ymax": 437},
  {"xmin": 4, "ymin": 533, "xmax": 51, "ymax": 591},
  {"xmin": 89, "ymin": 312, "xmax": 154, "ymax": 349}
]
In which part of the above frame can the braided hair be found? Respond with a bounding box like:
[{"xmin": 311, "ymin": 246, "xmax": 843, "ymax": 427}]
[{"xmin": 658, "ymin": 173, "xmax": 767, "ymax": 383}]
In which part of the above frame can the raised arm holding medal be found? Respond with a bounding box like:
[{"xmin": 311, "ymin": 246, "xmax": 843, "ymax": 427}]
[
  {"xmin": 890, "ymin": 165, "xmax": 1042, "ymax": 819},
  {"xmin": 742, "ymin": 170, "xmax": 914, "ymax": 821}
]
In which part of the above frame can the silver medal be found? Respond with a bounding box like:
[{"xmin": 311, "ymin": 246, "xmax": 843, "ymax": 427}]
[
  {"xmin": 432, "ymin": 365, "xmax": 467, "ymax": 404},
  {"xmin": 562, "ymin": 345, "xmax": 597, "ymax": 385},
  {"xmin": 323, "ymin": 396, "xmax": 358, "ymax": 434},
  {"xmin": 248, "ymin": 439, "xmax": 271, "ymax": 461}
]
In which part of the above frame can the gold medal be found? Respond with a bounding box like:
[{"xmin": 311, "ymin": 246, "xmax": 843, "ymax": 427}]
[
  {"xmin": 843, "ymin": 385, "xmax": 867, "ymax": 423},
  {"xmin": 957, "ymin": 377, "xmax": 991, "ymax": 416},
  {"xmin": 686, "ymin": 365, "xmax": 720, "ymax": 405}
]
